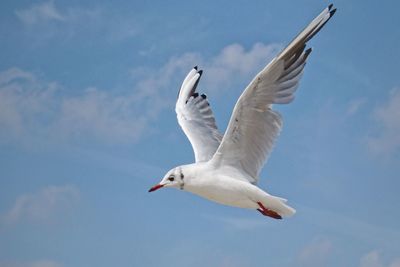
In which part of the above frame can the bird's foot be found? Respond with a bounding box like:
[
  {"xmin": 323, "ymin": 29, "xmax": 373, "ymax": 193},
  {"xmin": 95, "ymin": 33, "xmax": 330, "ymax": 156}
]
[{"xmin": 257, "ymin": 202, "xmax": 282, "ymax": 219}]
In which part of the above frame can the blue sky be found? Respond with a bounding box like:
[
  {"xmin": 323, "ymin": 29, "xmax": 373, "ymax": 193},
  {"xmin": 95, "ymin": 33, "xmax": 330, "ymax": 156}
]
[{"xmin": 0, "ymin": 0, "xmax": 399, "ymax": 266}]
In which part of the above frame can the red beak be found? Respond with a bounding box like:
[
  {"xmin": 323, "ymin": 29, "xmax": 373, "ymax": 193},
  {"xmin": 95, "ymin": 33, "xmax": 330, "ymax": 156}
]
[{"xmin": 148, "ymin": 184, "xmax": 164, "ymax": 192}]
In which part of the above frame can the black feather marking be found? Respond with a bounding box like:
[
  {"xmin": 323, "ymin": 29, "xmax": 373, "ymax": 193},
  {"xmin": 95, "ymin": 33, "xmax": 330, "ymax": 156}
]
[
  {"xmin": 304, "ymin": 48, "xmax": 312, "ymax": 59},
  {"xmin": 201, "ymin": 94, "xmax": 207, "ymax": 99},
  {"xmin": 284, "ymin": 44, "xmax": 305, "ymax": 70},
  {"xmin": 192, "ymin": 92, "xmax": 199, "ymax": 98},
  {"xmin": 191, "ymin": 71, "xmax": 203, "ymax": 94},
  {"xmin": 306, "ymin": 8, "xmax": 336, "ymax": 42},
  {"xmin": 192, "ymin": 80, "xmax": 200, "ymax": 94}
]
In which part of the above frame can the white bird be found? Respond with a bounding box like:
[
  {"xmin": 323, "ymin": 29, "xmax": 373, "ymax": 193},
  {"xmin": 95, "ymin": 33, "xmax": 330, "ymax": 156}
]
[{"xmin": 149, "ymin": 5, "xmax": 336, "ymax": 219}]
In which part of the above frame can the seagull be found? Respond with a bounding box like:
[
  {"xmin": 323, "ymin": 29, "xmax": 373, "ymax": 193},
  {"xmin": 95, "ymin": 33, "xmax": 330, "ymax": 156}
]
[{"xmin": 149, "ymin": 5, "xmax": 336, "ymax": 219}]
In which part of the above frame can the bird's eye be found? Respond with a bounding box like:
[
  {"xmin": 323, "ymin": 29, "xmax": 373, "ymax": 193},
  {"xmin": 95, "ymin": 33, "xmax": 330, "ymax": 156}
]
[{"xmin": 168, "ymin": 176, "xmax": 175, "ymax": 182}]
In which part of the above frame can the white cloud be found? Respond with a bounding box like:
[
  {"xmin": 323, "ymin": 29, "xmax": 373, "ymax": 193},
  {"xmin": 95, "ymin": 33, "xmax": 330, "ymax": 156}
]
[
  {"xmin": 203, "ymin": 213, "xmax": 270, "ymax": 230},
  {"xmin": 30, "ymin": 261, "xmax": 62, "ymax": 267},
  {"xmin": 15, "ymin": 0, "xmax": 65, "ymax": 25},
  {"xmin": 360, "ymin": 251, "xmax": 384, "ymax": 267},
  {"xmin": 132, "ymin": 42, "xmax": 280, "ymax": 97},
  {"xmin": 203, "ymin": 43, "xmax": 280, "ymax": 91},
  {"xmin": 347, "ymin": 97, "xmax": 367, "ymax": 116},
  {"xmin": 360, "ymin": 250, "xmax": 400, "ymax": 267},
  {"xmin": 0, "ymin": 42, "xmax": 278, "ymax": 146},
  {"xmin": 300, "ymin": 205, "xmax": 400, "ymax": 249},
  {"xmin": 0, "ymin": 68, "xmax": 149, "ymax": 145},
  {"xmin": 2, "ymin": 185, "xmax": 79, "ymax": 224},
  {"xmin": 128, "ymin": 42, "xmax": 279, "ymax": 136},
  {"xmin": 0, "ymin": 68, "xmax": 35, "ymax": 84},
  {"xmin": 15, "ymin": 1, "xmax": 138, "ymax": 42},
  {"xmin": 367, "ymin": 88, "xmax": 400, "ymax": 156},
  {"xmin": 0, "ymin": 260, "xmax": 62, "ymax": 267},
  {"xmin": 298, "ymin": 237, "xmax": 332, "ymax": 267},
  {"xmin": 0, "ymin": 68, "xmax": 57, "ymax": 142},
  {"xmin": 54, "ymin": 87, "xmax": 147, "ymax": 144}
]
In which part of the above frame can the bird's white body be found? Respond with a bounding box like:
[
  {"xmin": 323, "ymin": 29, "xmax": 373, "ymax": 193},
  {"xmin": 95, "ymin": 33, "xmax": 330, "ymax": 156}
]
[
  {"xmin": 149, "ymin": 5, "xmax": 336, "ymax": 219},
  {"xmin": 180, "ymin": 163, "xmax": 295, "ymax": 217}
]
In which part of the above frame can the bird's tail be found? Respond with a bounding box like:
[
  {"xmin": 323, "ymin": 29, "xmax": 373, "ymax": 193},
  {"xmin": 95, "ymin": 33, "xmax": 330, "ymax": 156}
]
[
  {"xmin": 276, "ymin": 197, "xmax": 296, "ymax": 217},
  {"xmin": 261, "ymin": 194, "xmax": 296, "ymax": 218}
]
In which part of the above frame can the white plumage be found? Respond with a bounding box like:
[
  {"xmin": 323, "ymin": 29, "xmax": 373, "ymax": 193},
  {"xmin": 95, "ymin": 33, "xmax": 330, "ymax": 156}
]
[{"xmin": 149, "ymin": 5, "xmax": 336, "ymax": 219}]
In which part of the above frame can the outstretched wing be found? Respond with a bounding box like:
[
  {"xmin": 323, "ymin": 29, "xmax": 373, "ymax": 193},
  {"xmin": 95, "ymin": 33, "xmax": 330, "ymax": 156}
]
[
  {"xmin": 176, "ymin": 67, "xmax": 223, "ymax": 162},
  {"xmin": 210, "ymin": 5, "xmax": 336, "ymax": 183}
]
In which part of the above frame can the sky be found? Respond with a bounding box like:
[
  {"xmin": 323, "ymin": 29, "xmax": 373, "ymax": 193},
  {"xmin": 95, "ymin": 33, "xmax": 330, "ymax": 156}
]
[{"xmin": 0, "ymin": 0, "xmax": 399, "ymax": 266}]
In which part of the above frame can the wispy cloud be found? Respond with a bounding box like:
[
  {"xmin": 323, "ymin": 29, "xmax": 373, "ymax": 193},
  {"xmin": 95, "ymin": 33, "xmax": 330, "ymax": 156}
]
[
  {"xmin": 54, "ymin": 87, "xmax": 147, "ymax": 144},
  {"xmin": 0, "ymin": 67, "xmax": 35, "ymax": 84},
  {"xmin": 0, "ymin": 42, "xmax": 278, "ymax": 147},
  {"xmin": 298, "ymin": 237, "xmax": 332, "ymax": 267},
  {"xmin": 202, "ymin": 43, "xmax": 280, "ymax": 92},
  {"xmin": 15, "ymin": 0, "xmax": 65, "ymax": 25},
  {"xmin": 0, "ymin": 260, "xmax": 62, "ymax": 267},
  {"xmin": 1, "ymin": 185, "xmax": 79, "ymax": 225},
  {"xmin": 347, "ymin": 97, "xmax": 367, "ymax": 116},
  {"xmin": 300, "ymin": 205, "xmax": 400, "ymax": 249},
  {"xmin": 0, "ymin": 67, "xmax": 57, "ymax": 142},
  {"xmin": 138, "ymin": 42, "xmax": 280, "ymax": 93},
  {"xmin": 131, "ymin": 42, "xmax": 280, "ymax": 98},
  {"xmin": 0, "ymin": 68, "xmax": 148, "ymax": 145},
  {"xmin": 360, "ymin": 250, "xmax": 400, "ymax": 267},
  {"xmin": 367, "ymin": 87, "xmax": 400, "ymax": 157},
  {"xmin": 202, "ymin": 213, "xmax": 271, "ymax": 230},
  {"xmin": 14, "ymin": 1, "xmax": 138, "ymax": 42}
]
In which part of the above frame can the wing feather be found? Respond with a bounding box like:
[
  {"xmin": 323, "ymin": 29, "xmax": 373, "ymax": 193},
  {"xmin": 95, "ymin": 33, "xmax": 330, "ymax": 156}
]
[
  {"xmin": 176, "ymin": 68, "xmax": 223, "ymax": 162},
  {"xmin": 210, "ymin": 5, "xmax": 336, "ymax": 183}
]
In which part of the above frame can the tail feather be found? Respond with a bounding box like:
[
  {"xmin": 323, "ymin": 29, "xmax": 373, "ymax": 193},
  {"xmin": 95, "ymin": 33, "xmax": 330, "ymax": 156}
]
[
  {"xmin": 261, "ymin": 194, "xmax": 296, "ymax": 218},
  {"xmin": 275, "ymin": 196, "xmax": 288, "ymax": 203}
]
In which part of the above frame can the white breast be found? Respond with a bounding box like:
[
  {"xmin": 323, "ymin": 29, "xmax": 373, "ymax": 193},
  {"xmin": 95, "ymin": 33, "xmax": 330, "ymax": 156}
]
[{"xmin": 184, "ymin": 174, "xmax": 262, "ymax": 209}]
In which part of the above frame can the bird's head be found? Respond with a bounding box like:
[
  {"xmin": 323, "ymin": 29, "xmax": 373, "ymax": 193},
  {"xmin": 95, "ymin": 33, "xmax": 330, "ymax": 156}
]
[{"xmin": 148, "ymin": 167, "xmax": 185, "ymax": 192}]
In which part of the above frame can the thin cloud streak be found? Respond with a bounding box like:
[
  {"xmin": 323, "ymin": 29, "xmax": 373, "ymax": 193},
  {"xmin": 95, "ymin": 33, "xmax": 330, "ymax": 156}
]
[
  {"xmin": 0, "ymin": 42, "xmax": 278, "ymax": 147},
  {"xmin": 202, "ymin": 213, "xmax": 271, "ymax": 230},
  {"xmin": 14, "ymin": 1, "xmax": 139, "ymax": 42},
  {"xmin": 0, "ymin": 68, "xmax": 148, "ymax": 145},
  {"xmin": 360, "ymin": 250, "xmax": 400, "ymax": 267},
  {"xmin": 0, "ymin": 260, "xmax": 62, "ymax": 267},
  {"xmin": 1, "ymin": 185, "xmax": 79, "ymax": 225},
  {"xmin": 15, "ymin": 0, "xmax": 65, "ymax": 25},
  {"xmin": 300, "ymin": 205, "xmax": 400, "ymax": 249},
  {"xmin": 347, "ymin": 97, "xmax": 367, "ymax": 116},
  {"xmin": 298, "ymin": 237, "xmax": 332, "ymax": 267},
  {"xmin": 367, "ymin": 87, "xmax": 400, "ymax": 157}
]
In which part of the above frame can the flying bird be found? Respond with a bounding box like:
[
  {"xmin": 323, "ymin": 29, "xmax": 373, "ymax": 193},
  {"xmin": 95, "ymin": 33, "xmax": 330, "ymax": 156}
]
[{"xmin": 149, "ymin": 5, "xmax": 336, "ymax": 219}]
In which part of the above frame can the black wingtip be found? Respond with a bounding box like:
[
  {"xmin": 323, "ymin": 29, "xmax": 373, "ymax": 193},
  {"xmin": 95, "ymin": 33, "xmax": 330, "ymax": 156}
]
[
  {"xmin": 328, "ymin": 3, "xmax": 333, "ymax": 10},
  {"xmin": 197, "ymin": 70, "xmax": 203, "ymax": 76},
  {"xmin": 193, "ymin": 66, "xmax": 198, "ymax": 70},
  {"xmin": 304, "ymin": 47, "xmax": 312, "ymax": 60},
  {"xmin": 201, "ymin": 94, "xmax": 207, "ymax": 99},
  {"xmin": 330, "ymin": 8, "xmax": 337, "ymax": 17}
]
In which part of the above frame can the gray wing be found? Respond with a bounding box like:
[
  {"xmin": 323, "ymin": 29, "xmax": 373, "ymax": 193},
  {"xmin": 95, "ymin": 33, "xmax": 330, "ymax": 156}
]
[
  {"xmin": 210, "ymin": 5, "xmax": 336, "ymax": 183},
  {"xmin": 176, "ymin": 67, "xmax": 223, "ymax": 162}
]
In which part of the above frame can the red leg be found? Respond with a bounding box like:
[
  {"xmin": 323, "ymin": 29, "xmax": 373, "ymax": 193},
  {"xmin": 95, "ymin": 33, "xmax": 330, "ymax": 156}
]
[{"xmin": 257, "ymin": 202, "xmax": 282, "ymax": 220}]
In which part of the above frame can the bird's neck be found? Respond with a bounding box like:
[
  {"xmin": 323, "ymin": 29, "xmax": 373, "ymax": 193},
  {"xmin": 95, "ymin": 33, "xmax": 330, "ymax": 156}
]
[{"xmin": 179, "ymin": 162, "xmax": 210, "ymax": 190}]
